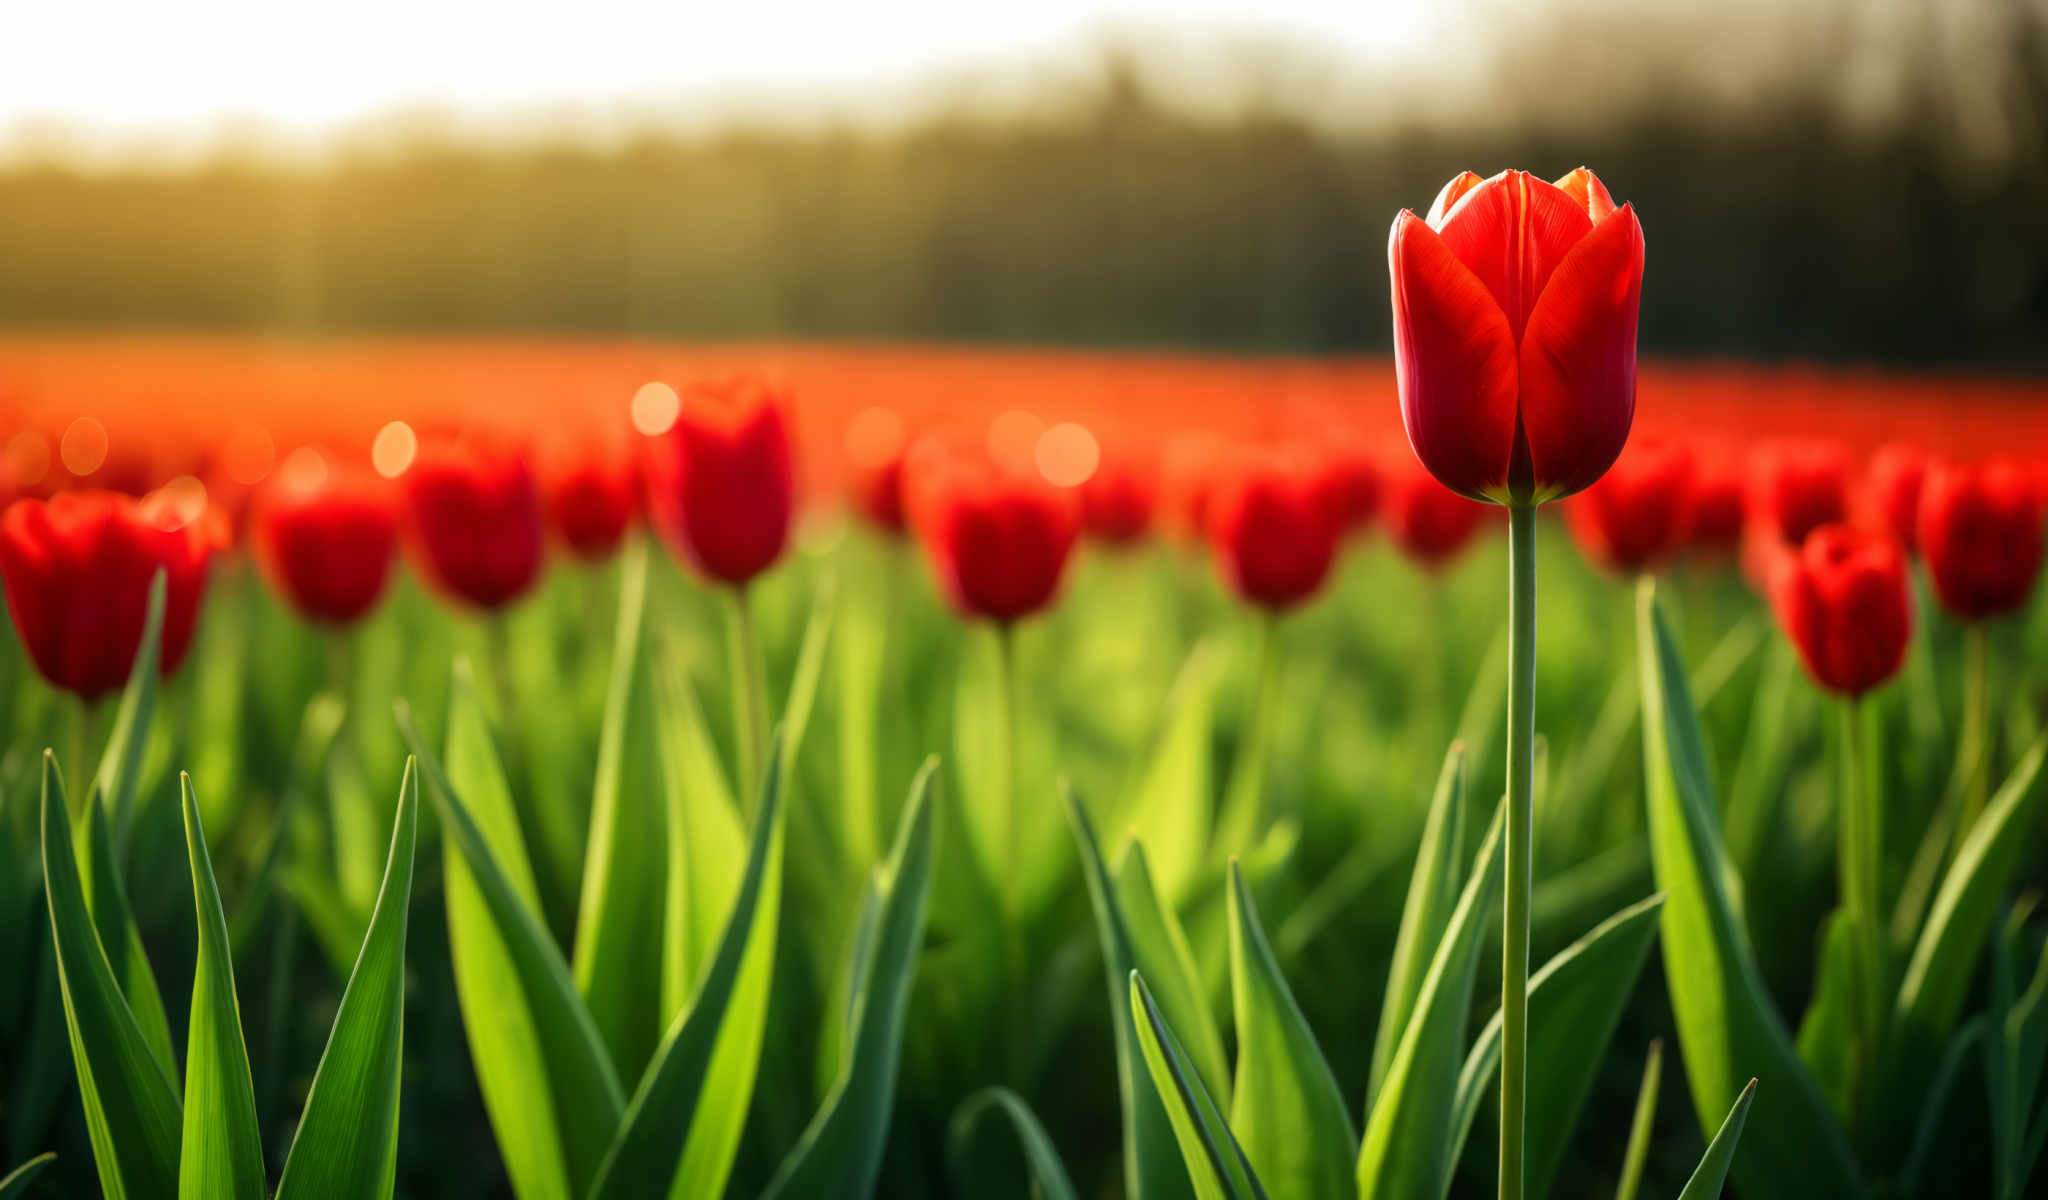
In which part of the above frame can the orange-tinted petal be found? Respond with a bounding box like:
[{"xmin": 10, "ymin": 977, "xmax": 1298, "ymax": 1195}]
[
  {"xmin": 1553, "ymin": 167, "xmax": 1617, "ymax": 222},
  {"xmin": 1426, "ymin": 171, "xmax": 1486, "ymax": 227},
  {"xmin": 1517, "ymin": 204, "xmax": 1645, "ymax": 502},
  {"xmin": 1436, "ymin": 170, "xmax": 1595, "ymax": 339},
  {"xmin": 1389, "ymin": 210, "xmax": 1519, "ymax": 502}
]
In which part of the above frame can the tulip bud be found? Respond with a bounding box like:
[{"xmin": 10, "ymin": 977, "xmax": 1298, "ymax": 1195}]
[
  {"xmin": 1863, "ymin": 443, "xmax": 1928, "ymax": 554},
  {"xmin": 1747, "ymin": 439, "xmax": 1852, "ymax": 547},
  {"xmin": 253, "ymin": 456, "xmax": 398, "ymax": 625},
  {"xmin": 0, "ymin": 490, "xmax": 219, "ymax": 700},
  {"xmin": 1769, "ymin": 524, "xmax": 1912, "ymax": 697},
  {"xmin": 1207, "ymin": 448, "xmax": 1340, "ymax": 612},
  {"xmin": 1383, "ymin": 460, "xmax": 1489, "ymax": 571},
  {"xmin": 1917, "ymin": 457, "xmax": 2045, "ymax": 623},
  {"xmin": 1314, "ymin": 438, "xmax": 1382, "ymax": 537},
  {"xmin": 401, "ymin": 436, "xmax": 545, "ymax": 611},
  {"xmin": 1389, "ymin": 168, "xmax": 1645, "ymax": 505},
  {"xmin": 1564, "ymin": 436, "xmax": 1695, "ymax": 574},
  {"xmin": 1683, "ymin": 445, "xmax": 1747, "ymax": 556},
  {"xmin": 844, "ymin": 406, "xmax": 910, "ymax": 535},
  {"xmin": 904, "ymin": 435, "xmax": 1080, "ymax": 624},
  {"xmin": 644, "ymin": 374, "xmax": 794, "ymax": 586},
  {"xmin": 542, "ymin": 445, "xmax": 639, "ymax": 563},
  {"xmin": 1081, "ymin": 447, "xmax": 1157, "ymax": 546}
]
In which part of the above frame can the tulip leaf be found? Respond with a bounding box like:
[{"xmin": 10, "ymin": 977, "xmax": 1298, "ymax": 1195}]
[
  {"xmin": 1369, "ymin": 742, "xmax": 1468, "ymax": 1110},
  {"xmin": 400, "ymin": 703, "xmax": 625, "ymax": 1200},
  {"xmin": 39, "ymin": 753, "xmax": 181, "ymax": 1200},
  {"xmin": 652, "ymin": 643, "xmax": 748, "ymax": 1022},
  {"xmin": 178, "ymin": 775, "xmax": 266, "ymax": 1200},
  {"xmin": 1356, "ymin": 802, "xmax": 1503, "ymax": 1200},
  {"xmin": 1793, "ymin": 909, "xmax": 1865, "ymax": 1126},
  {"xmin": 94, "ymin": 569, "xmax": 164, "ymax": 853},
  {"xmin": 1130, "ymin": 971, "xmax": 1270, "ymax": 1200},
  {"xmin": 760, "ymin": 759, "xmax": 937, "ymax": 1200},
  {"xmin": 948, "ymin": 1087, "xmax": 1081, "ymax": 1200},
  {"xmin": 1449, "ymin": 892, "xmax": 1667, "ymax": 1200},
  {"xmin": 572, "ymin": 540, "xmax": 668, "ymax": 1081},
  {"xmin": 74, "ymin": 781, "xmax": 176, "ymax": 1084},
  {"xmin": 1068, "ymin": 785, "xmax": 1197, "ymax": 1200},
  {"xmin": 1120, "ymin": 639, "xmax": 1222, "ymax": 903},
  {"xmin": 1614, "ymin": 1041, "xmax": 1662, "ymax": 1200},
  {"xmin": 1899, "ymin": 1017, "xmax": 1986, "ymax": 1195},
  {"xmin": 1675, "ymin": 1079, "xmax": 1757, "ymax": 1200},
  {"xmin": 0, "ymin": 1153, "xmax": 55, "ymax": 1199},
  {"xmin": 1634, "ymin": 580, "xmax": 1866, "ymax": 1199},
  {"xmin": 1116, "ymin": 841, "xmax": 1229, "ymax": 1104},
  {"xmin": 274, "ymin": 759, "xmax": 418, "ymax": 1200}
]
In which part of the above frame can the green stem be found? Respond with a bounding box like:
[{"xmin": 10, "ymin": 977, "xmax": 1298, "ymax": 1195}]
[
  {"xmin": 1960, "ymin": 624, "xmax": 1991, "ymax": 836},
  {"xmin": 726, "ymin": 585, "xmax": 772, "ymax": 809},
  {"xmin": 1219, "ymin": 613, "xmax": 1279, "ymax": 853},
  {"xmin": 991, "ymin": 621, "xmax": 1018, "ymax": 912},
  {"xmin": 1500, "ymin": 503, "xmax": 1537, "ymax": 1200},
  {"xmin": 68, "ymin": 697, "xmax": 98, "ymax": 817},
  {"xmin": 1838, "ymin": 696, "xmax": 1886, "ymax": 1093}
]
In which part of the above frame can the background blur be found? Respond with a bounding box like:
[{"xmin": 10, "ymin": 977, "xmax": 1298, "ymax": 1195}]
[{"xmin": 3, "ymin": 0, "xmax": 2045, "ymax": 365}]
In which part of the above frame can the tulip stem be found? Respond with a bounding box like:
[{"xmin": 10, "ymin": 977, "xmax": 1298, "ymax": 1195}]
[
  {"xmin": 1959, "ymin": 623, "xmax": 1991, "ymax": 838},
  {"xmin": 1500, "ymin": 502, "xmax": 1537, "ymax": 1200},
  {"xmin": 991, "ymin": 621, "xmax": 1019, "ymax": 913},
  {"xmin": 1837, "ymin": 697, "xmax": 1886, "ymax": 1093},
  {"xmin": 1219, "ymin": 613, "xmax": 1279, "ymax": 853},
  {"xmin": 726, "ymin": 586, "xmax": 773, "ymax": 810}
]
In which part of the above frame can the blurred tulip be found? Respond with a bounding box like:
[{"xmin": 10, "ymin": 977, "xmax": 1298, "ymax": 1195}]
[
  {"xmin": 1159, "ymin": 432, "xmax": 1224, "ymax": 540},
  {"xmin": 1769, "ymin": 524, "xmax": 1912, "ymax": 697},
  {"xmin": 1207, "ymin": 449, "xmax": 1340, "ymax": 612},
  {"xmin": 1684, "ymin": 446, "xmax": 1747, "ymax": 556},
  {"xmin": 644, "ymin": 374, "xmax": 794, "ymax": 586},
  {"xmin": 905, "ymin": 437, "xmax": 1080, "ymax": 623},
  {"xmin": 1383, "ymin": 461, "xmax": 1488, "ymax": 570},
  {"xmin": 1863, "ymin": 442, "xmax": 1928, "ymax": 553},
  {"xmin": 0, "ymin": 489, "xmax": 219, "ymax": 700},
  {"xmin": 401, "ymin": 436, "xmax": 545, "ymax": 611},
  {"xmin": 254, "ymin": 458, "xmax": 399, "ymax": 625},
  {"xmin": 1080, "ymin": 448, "xmax": 1157, "ymax": 546},
  {"xmin": 1564, "ymin": 437, "xmax": 1695, "ymax": 574},
  {"xmin": 844, "ymin": 406, "xmax": 910, "ymax": 534},
  {"xmin": 1917, "ymin": 457, "xmax": 2045, "ymax": 623},
  {"xmin": 1314, "ymin": 438, "xmax": 1382, "ymax": 536},
  {"xmin": 1389, "ymin": 167, "xmax": 1644, "ymax": 504},
  {"xmin": 1747, "ymin": 438, "xmax": 1852, "ymax": 547},
  {"xmin": 542, "ymin": 446, "xmax": 639, "ymax": 563}
]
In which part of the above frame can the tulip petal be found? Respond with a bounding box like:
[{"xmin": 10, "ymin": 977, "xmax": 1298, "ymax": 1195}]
[
  {"xmin": 1426, "ymin": 172, "xmax": 1486, "ymax": 227},
  {"xmin": 1553, "ymin": 168, "xmax": 1617, "ymax": 222},
  {"xmin": 1389, "ymin": 211, "xmax": 1519, "ymax": 502},
  {"xmin": 1435, "ymin": 170, "xmax": 1594, "ymax": 338},
  {"xmin": 1518, "ymin": 204, "xmax": 1645, "ymax": 502}
]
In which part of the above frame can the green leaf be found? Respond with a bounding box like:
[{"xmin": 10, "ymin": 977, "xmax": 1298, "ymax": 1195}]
[
  {"xmin": 399, "ymin": 704, "xmax": 625, "ymax": 1200},
  {"xmin": 1067, "ymin": 787, "xmax": 1194, "ymax": 1200},
  {"xmin": 177, "ymin": 775, "xmax": 265, "ymax": 1200},
  {"xmin": 585, "ymin": 734, "xmax": 787, "ymax": 1200},
  {"xmin": 0, "ymin": 1154, "xmax": 56, "ymax": 1200},
  {"xmin": 1226, "ymin": 862, "xmax": 1355, "ymax": 1200},
  {"xmin": 1115, "ymin": 841, "xmax": 1228, "ymax": 1104},
  {"xmin": 1355, "ymin": 803, "xmax": 1502, "ymax": 1200},
  {"xmin": 1675, "ymin": 1079, "xmax": 1757, "ymax": 1200},
  {"xmin": 1895, "ymin": 725, "xmax": 2048, "ymax": 1046},
  {"xmin": 1130, "ymin": 971, "xmax": 1270, "ymax": 1200},
  {"xmin": 94, "ymin": 569, "xmax": 164, "ymax": 853},
  {"xmin": 1614, "ymin": 1041, "xmax": 1662, "ymax": 1200},
  {"xmin": 1119, "ymin": 640, "xmax": 1222, "ymax": 903},
  {"xmin": 776, "ymin": 570, "xmax": 835, "ymax": 781},
  {"xmin": 760, "ymin": 759, "xmax": 938, "ymax": 1200},
  {"xmin": 572, "ymin": 541, "xmax": 668, "ymax": 1081},
  {"xmin": 274, "ymin": 759, "xmax": 419, "ymax": 1200},
  {"xmin": 74, "ymin": 782, "xmax": 176, "ymax": 1083},
  {"xmin": 1634, "ymin": 580, "xmax": 1866, "ymax": 1199},
  {"xmin": 39, "ymin": 753, "xmax": 181, "ymax": 1200},
  {"xmin": 948, "ymin": 1087, "xmax": 1081, "ymax": 1200},
  {"xmin": 1449, "ymin": 893, "xmax": 1667, "ymax": 1200},
  {"xmin": 651, "ymin": 643, "xmax": 747, "ymax": 1022},
  {"xmin": 1898, "ymin": 1017, "xmax": 1985, "ymax": 1195},
  {"xmin": 1370, "ymin": 742, "xmax": 1468, "ymax": 1110},
  {"xmin": 1794, "ymin": 910, "xmax": 1865, "ymax": 1125}
]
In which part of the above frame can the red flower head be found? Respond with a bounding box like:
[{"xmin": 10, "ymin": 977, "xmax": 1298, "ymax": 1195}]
[
  {"xmin": 401, "ymin": 435, "xmax": 545, "ymax": 611},
  {"xmin": 1746, "ymin": 438, "xmax": 1852, "ymax": 548},
  {"xmin": 904, "ymin": 433, "xmax": 1080, "ymax": 624},
  {"xmin": 0, "ymin": 489, "xmax": 220, "ymax": 700},
  {"xmin": 1390, "ymin": 168, "xmax": 1645, "ymax": 505},
  {"xmin": 1207, "ymin": 447, "xmax": 1340, "ymax": 612},
  {"xmin": 844, "ymin": 406, "xmax": 910, "ymax": 535},
  {"xmin": 253, "ymin": 451, "xmax": 398, "ymax": 625},
  {"xmin": 1863, "ymin": 442, "xmax": 1928, "ymax": 554},
  {"xmin": 1564, "ymin": 436, "xmax": 1696, "ymax": 574},
  {"xmin": 1384, "ymin": 459, "xmax": 1490, "ymax": 571},
  {"xmin": 1769, "ymin": 524, "xmax": 1912, "ymax": 697},
  {"xmin": 644, "ymin": 374, "xmax": 794, "ymax": 586},
  {"xmin": 1684, "ymin": 444, "xmax": 1748, "ymax": 557},
  {"xmin": 1313, "ymin": 436, "xmax": 1382, "ymax": 537},
  {"xmin": 1081, "ymin": 444, "xmax": 1157, "ymax": 546},
  {"xmin": 542, "ymin": 443, "xmax": 639, "ymax": 563},
  {"xmin": 1917, "ymin": 457, "xmax": 2045, "ymax": 623}
]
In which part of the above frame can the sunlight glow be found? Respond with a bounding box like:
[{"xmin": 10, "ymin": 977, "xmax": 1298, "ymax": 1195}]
[
  {"xmin": 59, "ymin": 418, "xmax": 107, "ymax": 477},
  {"xmin": 371, "ymin": 421, "xmax": 418, "ymax": 478}
]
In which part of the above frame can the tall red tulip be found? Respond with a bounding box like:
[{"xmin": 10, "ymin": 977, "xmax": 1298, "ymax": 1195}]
[
  {"xmin": 1383, "ymin": 461, "xmax": 1488, "ymax": 571},
  {"xmin": 644, "ymin": 374, "xmax": 794, "ymax": 586},
  {"xmin": 401, "ymin": 436, "xmax": 545, "ymax": 611},
  {"xmin": 1864, "ymin": 443, "xmax": 1928, "ymax": 554},
  {"xmin": 1769, "ymin": 524, "xmax": 1912, "ymax": 697},
  {"xmin": 0, "ymin": 489, "xmax": 219, "ymax": 700},
  {"xmin": 253, "ymin": 457, "xmax": 398, "ymax": 625},
  {"xmin": 905, "ymin": 438, "xmax": 1080, "ymax": 624},
  {"xmin": 1207, "ymin": 449, "xmax": 1339, "ymax": 612},
  {"xmin": 1564, "ymin": 436, "xmax": 1695, "ymax": 574},
  {"xmin": 1917, "ymin": 457, "xmax": 2045, "ymax": 623},
  {"xmin": 1080, "ymin": 447, "xmax": 1156, "ymax": 546},
  {"xmin": 1389, "ymin": 168, "xmax": 1645, "ymax": 505},
  {"xmin": 542, "ymin": 445, "xmax": 639, "ymax": 563}
]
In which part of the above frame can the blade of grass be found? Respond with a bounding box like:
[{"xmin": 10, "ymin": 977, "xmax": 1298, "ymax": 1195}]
[
  {"xmin": 948, "ymin": 1087, "xmax": 1081, "ymax": 1200},
  {"xmin": 1676, "ymin": 1079, "xmax": 1758, "ymax": 1200},
  {"xmin": 178, "ymin": 774, "xmax": 265, "ymax": 1200},
  {"xmin": 1614, "ymin": 1041, "xmax": 1661, "ymax": 1200}
]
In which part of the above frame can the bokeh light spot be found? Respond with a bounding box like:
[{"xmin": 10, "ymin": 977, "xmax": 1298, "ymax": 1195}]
[
  {"xmin": 988, "ymin": 409, "xmax": 1045, "ymax": 474},
  {"xmin": 224, "ymin": 425, "xmax": 276, "ymax": 485},
  {"xmin": 1035, "ymin": 422, "xmax": 1100, "ymax": 487},
  {"xmin": 60, "ymin": 417, "xmax": 108, "ymax": 477},
  {"xmin": 152, "ymin": 475, "xmax": 209, "ymax": 530},
  {"xmin": 372, "ymin": 421, "xmax": 418, "ymax": 478},
  {"xmin": 631, "ymin": 381, "xmax": 681, "ymax": 436},
  {"xmin": 279, "ymin": 445, "xmax": 330, "ymax": 495}
]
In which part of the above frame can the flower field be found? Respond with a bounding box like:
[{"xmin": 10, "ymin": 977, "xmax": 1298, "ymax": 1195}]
[{"xmin": 1, "ymin": 292, "xmax": 2046, "ymax": 1200}]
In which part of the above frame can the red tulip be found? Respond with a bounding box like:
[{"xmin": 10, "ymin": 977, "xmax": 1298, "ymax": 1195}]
[
  {"xmin": 1314, "ymin": 438, "xmax": 1381, "ymax": 536},
  {"xmin": 401, "ymin": 436, "xmax": 545, "ymax": 611},
  {"xmin": 0, "ymin": 489, "xmax": 219, "ymax": 700},
  {"xmin": 844, "ymin": 407, "xmax": 910, "ymax": 535},
  {"xmin": 1564, "ymin": 436, "xmax": 1695, "ymax": 574},
  {"xmin": 1747, "ymin": 438, "xmax": 1852, "ymax": 547},
  {"xmin": 1384, "ymin": 460, "xmax": 1489, "ymax": 570},
  {"xmin": 254, "ymin": 457, "xmax": 398, "ymax": 625},
  {"xmin": 1160, "ymin": 433, "xmax": 1224, "ymax": 540},
  {"xmin": 644, "ymin": 374, "xmax": 794, "ymax": 586},
  {"xmin": 1684, "ymin": 446, "xmax": 1747, "ymax": 556},
  {"xmin": 1769, "ymin": 524, "xmax": 1912, "ymax": 697},
  {"xmin": 542, "ymin": 446, "xmax": 639, "ymax": 563},
  {"xmin": 1864, "ymin": 443, "xmax": 1928, "ymax": 554},
  {"xmin": 1081, "ymin": 448, "xmax": 1156, "ymax": 546},
  {"xmin": 1389, "ymin": 168, "xmax": 1645, "ymax": 504},
  {"xmin": 905, "ymin": 437, "xmax": 1080, "ymax": 623},
  {"xmin": 1207, "ymin": 449, "xmax": 1340, "ymax": 612},
  {"xmin": 1917, "ymin": 457, "xmax": 2045, "ymax": 622}
]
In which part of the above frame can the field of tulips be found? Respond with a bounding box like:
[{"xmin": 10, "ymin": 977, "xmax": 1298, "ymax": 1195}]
[{"xmin": 3, "ymin": 172, "xmax": 2048, "ymax": 1200}]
